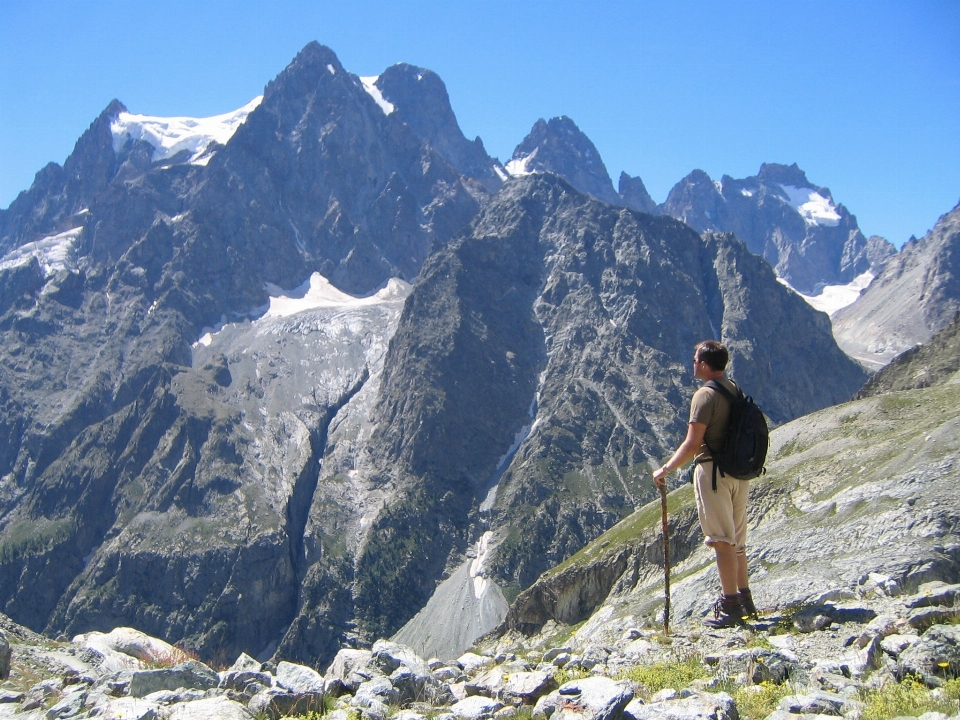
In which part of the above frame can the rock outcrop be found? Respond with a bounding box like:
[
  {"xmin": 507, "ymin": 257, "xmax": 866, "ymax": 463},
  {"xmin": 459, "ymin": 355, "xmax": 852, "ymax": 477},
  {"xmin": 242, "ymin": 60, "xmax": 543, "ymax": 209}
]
[{"xmin": 833, "ymin": 200, "xmax": 960, "ymax": 369}]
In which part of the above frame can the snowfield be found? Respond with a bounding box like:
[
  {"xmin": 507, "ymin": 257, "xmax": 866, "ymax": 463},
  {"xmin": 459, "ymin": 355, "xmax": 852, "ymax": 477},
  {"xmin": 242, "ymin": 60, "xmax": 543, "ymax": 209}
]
[{"xmin": 110, "ymin": 96, "xmax": 263, "ymax": 166}]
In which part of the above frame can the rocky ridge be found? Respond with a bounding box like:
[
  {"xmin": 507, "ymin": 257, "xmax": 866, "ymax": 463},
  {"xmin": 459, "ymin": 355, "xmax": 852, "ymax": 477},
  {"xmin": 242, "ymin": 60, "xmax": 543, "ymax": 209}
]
[{"xmin": 833, "ymin": 200, "xmax": 960, "ymax": 369}]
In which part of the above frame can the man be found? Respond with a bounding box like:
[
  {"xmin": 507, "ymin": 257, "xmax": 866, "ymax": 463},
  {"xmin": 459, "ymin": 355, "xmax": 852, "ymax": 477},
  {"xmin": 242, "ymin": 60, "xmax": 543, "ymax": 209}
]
[{"xmin": 652, "ymin": 340, "xmax": 757, "ymax": 628}]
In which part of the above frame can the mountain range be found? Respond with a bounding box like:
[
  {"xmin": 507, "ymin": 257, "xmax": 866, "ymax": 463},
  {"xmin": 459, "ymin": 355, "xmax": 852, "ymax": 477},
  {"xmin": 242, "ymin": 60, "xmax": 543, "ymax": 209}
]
[{"xmin": 0, "ymin": 42, "xmax": 955, "ymax": 669}]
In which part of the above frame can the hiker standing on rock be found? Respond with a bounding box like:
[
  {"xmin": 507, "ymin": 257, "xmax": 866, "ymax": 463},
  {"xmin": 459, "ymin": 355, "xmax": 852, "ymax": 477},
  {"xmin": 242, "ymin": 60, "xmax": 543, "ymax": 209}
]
[{"xmin": 652, "ymin": 340, "xmax": 759, "ymax": 628}]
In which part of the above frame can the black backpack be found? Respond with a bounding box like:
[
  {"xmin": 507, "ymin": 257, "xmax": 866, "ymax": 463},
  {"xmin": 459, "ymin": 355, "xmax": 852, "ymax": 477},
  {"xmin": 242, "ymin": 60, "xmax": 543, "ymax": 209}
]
[{"xmin": 703, "ymin": 380, "xmax": 769, "ymax": 490}]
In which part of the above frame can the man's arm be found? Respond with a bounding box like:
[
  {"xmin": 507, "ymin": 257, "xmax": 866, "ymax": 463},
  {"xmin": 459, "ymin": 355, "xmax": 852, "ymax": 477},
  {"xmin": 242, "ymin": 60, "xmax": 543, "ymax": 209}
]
[{"xmin": 652, "ymin": 421, "xmax": 707, "ymax": 488}]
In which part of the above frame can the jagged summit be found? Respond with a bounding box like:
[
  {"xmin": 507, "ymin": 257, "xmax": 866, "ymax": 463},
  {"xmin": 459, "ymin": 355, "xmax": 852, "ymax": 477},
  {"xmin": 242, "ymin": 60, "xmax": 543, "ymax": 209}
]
[
  {"xmin": 618, "ymin": 171, "xmax": 656, "ymax": 214},
  {"xmin": 756, "ymin": 161, "xmax": 813, "ymax": 187},
  {"xmin": 506, "ymin": 116, "xmax": 620, "ymax": 206},
  {"xmin": 376, "ymin": 63, "xmax": 505, "ymax": 192},
  {"xmin": 658, "ymin": 163, "xmax": 889, "ymax": 293}
]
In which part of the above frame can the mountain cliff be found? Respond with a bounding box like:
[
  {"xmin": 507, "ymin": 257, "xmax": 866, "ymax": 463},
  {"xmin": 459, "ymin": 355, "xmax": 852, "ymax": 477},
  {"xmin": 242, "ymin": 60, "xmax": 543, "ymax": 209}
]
[{"xmin": 832, "ymin": 200, "xmax": 960, "ymax": 369}]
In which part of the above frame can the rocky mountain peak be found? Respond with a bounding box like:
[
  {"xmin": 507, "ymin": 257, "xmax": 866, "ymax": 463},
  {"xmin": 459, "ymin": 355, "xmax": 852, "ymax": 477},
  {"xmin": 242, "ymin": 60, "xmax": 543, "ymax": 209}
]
[
  {"xmin": 507, "ymin": 116, "xmax": 620, "ymax": 206},
  {"xmin": 263, "ymin": 41, "xmax": 345, "ymax": 101},
  {"xmin": 377, "ymin": 63, "xmax": 504, "ymax": 192},
  {"xmin": 617, "ymin": 171, "xmax": 656, "ymax": 214},
  {"xmin": 757, "ymin": 161, "xmax": 812, "ymax": 188}
]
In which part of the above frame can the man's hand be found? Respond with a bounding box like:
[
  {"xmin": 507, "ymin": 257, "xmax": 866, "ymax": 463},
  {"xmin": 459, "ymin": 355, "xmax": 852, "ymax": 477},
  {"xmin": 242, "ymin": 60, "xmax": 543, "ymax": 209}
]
[{"xmin": 652, "ymin": 466, "xmax": 668, "ymax": 488}]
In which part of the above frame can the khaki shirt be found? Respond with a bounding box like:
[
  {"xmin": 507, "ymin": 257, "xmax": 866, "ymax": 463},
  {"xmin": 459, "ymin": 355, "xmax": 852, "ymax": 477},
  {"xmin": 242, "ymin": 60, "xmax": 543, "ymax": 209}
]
[{"xmin": 689, "ymin": 377, "xmax": 739, "ymax": 460}]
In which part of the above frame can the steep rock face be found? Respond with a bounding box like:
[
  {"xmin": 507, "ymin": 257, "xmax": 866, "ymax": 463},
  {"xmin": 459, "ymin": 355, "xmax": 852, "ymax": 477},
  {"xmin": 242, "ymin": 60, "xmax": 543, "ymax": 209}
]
[
  {"xmin": 506, "ymin": 117, "xmax": 621, "ymax": 206},
  {"xmin": 618, "ymin": 172, "xmax": 657, "ymax": 214},
  {"xmin": 832, "ymin": 200, "xmax": 960, "ymax": 369},
  {"xmin": 0, "ymin": 43, "xmax": 497, "ymax": 664},
  {"xmin": 856, "ymin": 312, "xmax": 960, "ymax": 398},
  {"xmin": 659, "ymin": 163, "xmax": 892, "ymax": 294},
  {"xmin": 344, "ymin": 174, "xmax": 866, "ymax": 659},
  {"xmin": 376, "ymin": 64, "xmax": 505, "ymax": 194}
]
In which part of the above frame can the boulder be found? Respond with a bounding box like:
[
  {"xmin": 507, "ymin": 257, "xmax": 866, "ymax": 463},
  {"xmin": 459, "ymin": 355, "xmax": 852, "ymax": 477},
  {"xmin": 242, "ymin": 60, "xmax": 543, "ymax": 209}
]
[
  {"xmin": 458, "ymin": 653, "xmax": 494, "ymax": 675},
  {"xmin": 908, "ymin": 606, "xmax": 960, "ymax": 631},
  {"xmin": 880, "ymin": 634, "xmax": 919, "ymax": 657},
  {"xmin": 535, "ymin": 677, "xmax": 633, "ymax": 720},
  {"xmin": 167, "ymin": 695, "xmax": 255, "ymax": 719},
  {"xmin": 128, "ymin": 660, "xmax": 219, "ymax": 697},
  {"xmin": 100, "ymin": 697, "xmax": 163, "ymax": 719},
  {"xmin": 898, "ymin": 624, "xmax": 960, "ymax": 686},
  {"xmin": 354, "ymin": 675, "xmax": 401, "ymax": 708},
  {"xmin": 325, "ymin": 648, "xmax": 375, "ymax": 695},
  {"xmin": 249, "ymin": 687, "xmax": 322, "ymax": 719},
  {"xmin": 276, "ymin": 660, "xmax": 325, "ymax": 694},
  {"xmin": 713, "ymin": 648, "xmax": 797, "ymax": 685},
  {"xmin": 778, "ymin": 690, "xmax": 861, "ymax": 716},
  {"xmin": 452, "ymin": 695, "xmax": 504, "ymax": 720},
  {"xmin": 624, "ymin": 690, "xmax": 737, "ymax": 720},
  {"xmin": 905, "ymin": 582, "xmax": 960, "ymax": 609},
  {"xmin": 218, "ymin": 669, "xmax": 274, "ymax": 693},
  {"xmin": 225, "ymin": 653, "xmax": 262, "ymax": 673},
  {"xmin": 74, "ymin": 627, "xmax": 182, "ymax": 666}
]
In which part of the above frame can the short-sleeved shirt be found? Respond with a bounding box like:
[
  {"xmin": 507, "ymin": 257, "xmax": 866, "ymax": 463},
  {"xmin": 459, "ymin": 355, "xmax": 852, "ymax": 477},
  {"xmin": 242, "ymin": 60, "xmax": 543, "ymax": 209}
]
[{"xmin": 689, "ymin": 376, "xmax": 739, "ymax": 460}]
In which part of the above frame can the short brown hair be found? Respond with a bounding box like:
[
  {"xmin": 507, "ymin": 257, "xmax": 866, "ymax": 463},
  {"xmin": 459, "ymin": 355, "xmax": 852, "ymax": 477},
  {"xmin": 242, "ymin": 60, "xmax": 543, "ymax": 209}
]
[{"xmin": 695, "ymin": 340, "xmax": 728, "ymax": 371}]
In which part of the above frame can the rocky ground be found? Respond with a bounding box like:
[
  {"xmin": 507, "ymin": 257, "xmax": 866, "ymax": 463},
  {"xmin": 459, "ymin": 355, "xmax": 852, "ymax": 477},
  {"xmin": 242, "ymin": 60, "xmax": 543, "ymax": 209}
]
[{"xmin": 1, "ymin": 580, "xmax": 958, "ymax": 720}]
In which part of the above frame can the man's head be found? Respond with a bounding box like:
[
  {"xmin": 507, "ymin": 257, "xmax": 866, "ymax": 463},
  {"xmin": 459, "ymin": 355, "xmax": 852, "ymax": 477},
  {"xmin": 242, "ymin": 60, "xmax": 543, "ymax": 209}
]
[{"xmin": 694, "ymin": 340, "xmax": 729, "ymax": 372}]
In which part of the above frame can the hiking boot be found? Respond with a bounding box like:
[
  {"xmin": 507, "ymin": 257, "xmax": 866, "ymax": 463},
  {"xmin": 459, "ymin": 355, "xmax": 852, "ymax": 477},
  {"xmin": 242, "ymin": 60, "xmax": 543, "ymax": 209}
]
[
  {"xmin": 739, "ymin": 588, "xmax": 759, "ymax": 620},
  {"xmin": 703, "ymin": 595, "xmax": 746, "ymax": 629}
]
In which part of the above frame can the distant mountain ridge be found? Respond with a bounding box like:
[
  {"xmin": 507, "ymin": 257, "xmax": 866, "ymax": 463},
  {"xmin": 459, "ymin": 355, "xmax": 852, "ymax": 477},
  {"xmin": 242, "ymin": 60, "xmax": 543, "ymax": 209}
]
[{"xmin": 504, "ymin": 118, "xmax": 895, "ymax": 296}]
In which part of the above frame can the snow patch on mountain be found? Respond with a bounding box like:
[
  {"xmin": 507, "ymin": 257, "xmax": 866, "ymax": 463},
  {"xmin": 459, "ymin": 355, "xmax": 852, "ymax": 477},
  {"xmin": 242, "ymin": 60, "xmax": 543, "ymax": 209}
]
[
  {"xmin": 505, "ymin": 148, "xmax": 538, "ymax": 176},
  {"xmin": 0, "ymin": 227, "xmax": 82, "ymax": 276},
  {"xmin": 780, "ymin": 185, "xmax": 842, "ymax": 227},
  {"xmin": 195, "ymin": 273, "xmax": 410, "ymax": 346},
  {"xmin": 359, "ymin": 76, "xmax": 395, "ymax": 115},
  {"xmin": 111, "ymin": 96, "xmax": 262, "ymax": 166},
  {"xmin": 779, "ymin": 271, "xmax": 873, "ymax": 316}
]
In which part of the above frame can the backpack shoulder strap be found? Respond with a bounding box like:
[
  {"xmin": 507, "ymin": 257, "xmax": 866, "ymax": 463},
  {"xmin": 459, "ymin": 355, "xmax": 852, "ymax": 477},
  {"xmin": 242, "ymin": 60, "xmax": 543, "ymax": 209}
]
[{"xmin": 705, "ymin": 379, "xmax": 740, "ymax": 402}]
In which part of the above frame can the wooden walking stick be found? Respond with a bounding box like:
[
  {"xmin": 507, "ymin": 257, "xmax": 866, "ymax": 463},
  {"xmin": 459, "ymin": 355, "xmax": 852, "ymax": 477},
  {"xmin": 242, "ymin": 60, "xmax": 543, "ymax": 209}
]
[{"xmin": 659, "ymin": 484, "xmax": 671, "ymax": 635}]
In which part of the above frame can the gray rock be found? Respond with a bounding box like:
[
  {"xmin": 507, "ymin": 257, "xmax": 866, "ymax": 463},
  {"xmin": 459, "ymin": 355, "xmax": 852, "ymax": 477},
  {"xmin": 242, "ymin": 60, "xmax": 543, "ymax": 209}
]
[
  {"xmin": 898, "ymin": 624, "xmax": 960, "ymax": 686},
  {"xmin": 218, "ymin": 670, "xmax": 273, "ymax": 693},
  {"xmin": 906, "ymin": 582, "xmax": 960, "ymax": 609},
  {"xmin": 458, "ymin": 653, "xmax": 494, "ymax": 675},
  {"xmin": 714, "ymin": 648, "xmax": 797, "ymax": 685},
  {"xmin": 354, "ymin": 676, "xmax": 401, "ymax": 708},
  {"xmin": 248, "ymin": 687, "xmax": 323, "ymax": 719},
  {"xmin": 0, "ymin": 689, "xmax": 24, "ymax": 704},
  {"xmin": 451, "ymin": 695, "xmax": 504, "ymax": 720},
  {"xmin": 167, "ymin": 696, "xmax": 254, "ymax": 720},
  {"xmin": 128, "ymin": 660, "xmax": 219, "ymax": 697},
  {"xmin": 624, "ymin": 690, "xmax": 737, "ymax": 720},
  {"xmin": 142, "ymin": 688, "xmax": 209, "ymax": 704},
  {"xmin": 881, "ymin": 634, "xmax": 920, "ymax": 658},
  {"xmin": 99, "ymin": 697, "xmax": 162, "ymax": 719},
  {"xmin": 275, "ymin": 661, "xmax": 324, "ymax": 694},
  {"xmin": 778, "ymin": 690, "xmax": 860, "ymax": 716},
  {"xmin": 908, "ymin": 607, "xmax": 960, "ymax": 631},
  {"xmin": 225, "ymin": 653, "xmax": 261, "ymax": 673},
  {"xmin": 325, "ymin": 649, "xmax": 375, "ymax": 695},
  {"xmin": 44, "ymin": 688, "xmax": 87, "ymax": 719},
  {"xmin": 538, "ymin": 677, "xmax": 633, "ymax": 720}
]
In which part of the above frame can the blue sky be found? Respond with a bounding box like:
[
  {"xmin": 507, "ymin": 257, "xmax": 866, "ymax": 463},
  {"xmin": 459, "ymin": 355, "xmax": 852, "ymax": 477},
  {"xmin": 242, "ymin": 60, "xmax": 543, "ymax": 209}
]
[{"xmin": 1, "ymin": 0, "xmax": 958, "ymax": 247}]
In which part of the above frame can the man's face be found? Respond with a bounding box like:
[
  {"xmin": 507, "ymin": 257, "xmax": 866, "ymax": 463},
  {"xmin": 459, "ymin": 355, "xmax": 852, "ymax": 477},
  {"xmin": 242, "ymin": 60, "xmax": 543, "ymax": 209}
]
[{"xmin": 693, "ymin": 355, "xmax": 705, "ymax": 380}]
